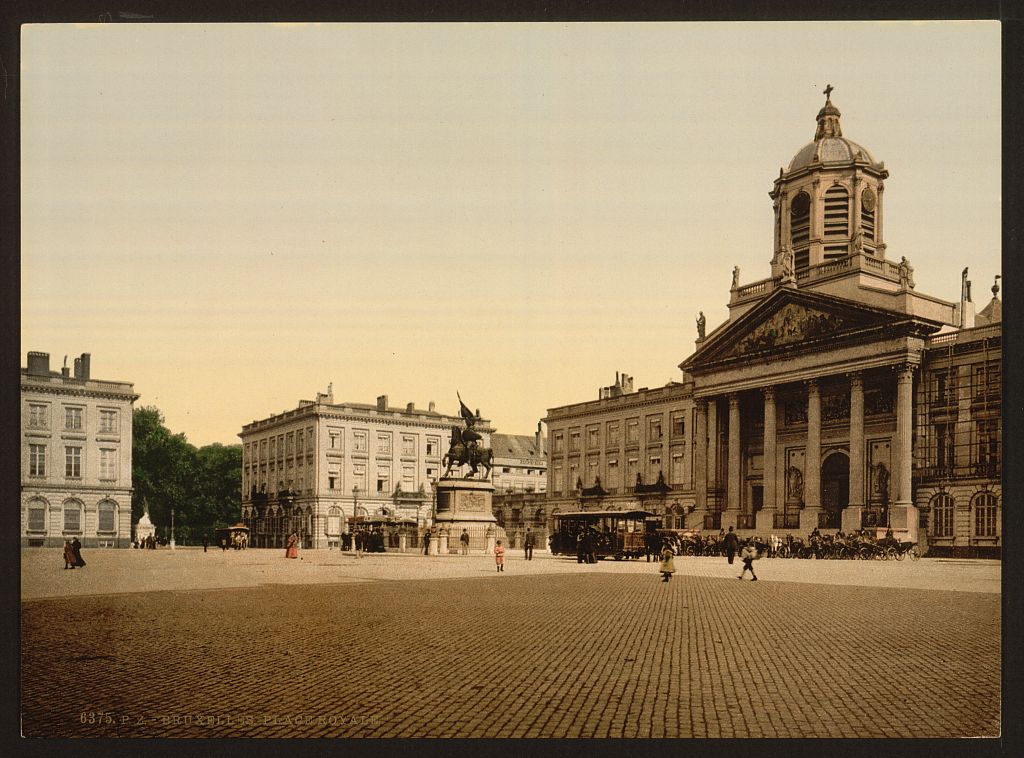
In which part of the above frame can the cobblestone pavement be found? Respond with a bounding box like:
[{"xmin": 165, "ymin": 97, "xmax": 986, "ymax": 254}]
[{"xmin": 21, "ymin": 550, "xmax": 1000, "ymax": 738}]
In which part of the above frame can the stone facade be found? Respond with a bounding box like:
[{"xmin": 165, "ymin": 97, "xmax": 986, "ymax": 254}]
[
  {"xmin": 490, "ymin": 425, "xmax": 547, "ymax": 494},
  {"xmin": 21, "ymin": 351, "xmax": 138, "ymax": 548},
  {"xmin": 544, "ymin": 90, "xmax": 1000, "ymax": 555},
  {"xmin": 239, "ymin": 389, "xmax": 492, "ymax": 549}
]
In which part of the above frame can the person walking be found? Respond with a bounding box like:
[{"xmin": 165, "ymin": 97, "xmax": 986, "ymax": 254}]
[
  {"xmin": 738, "ymin": 540, "xmax": 759, "ymax": 581},
  {"xmin": 524, "ymin": 529, "xmax": 535, "ymax": 561},
  {"xmin": 494, "ymin": 540, "xmax": 506, "ymax": 572},
  {"xmin": 460, "ymin": 529, "xmax": 471, "ymax": 556},
  {"xmin": 285, "ymin": 532, "xmax": 299, "ymax": 559},
  {"xmin": 202, "ymin": 534, "xmax": 208, "ymax": 553},
  {"xmin": 723, "ymin": 526, "xmax": 739, "ymax": 565},
  {"xmin": 658, "ymin": 542, "xmax": 676, "ymax": 583},
  {"xmin": 576, "ymin": 531, "xmax": 586, "ymax": 564},
  {"xmin": 63, "ymin": 539, "xmax": 77, "ymax": 570},
  {"xmin": 71, "ymin": 536, "xmax": 86, "ymax": 568},
  {"xmin": 582, "ymin": 529, "xmax": 597, "ymax": 564},
  {"xmin": 423, "ymin": 529, "xmax": 431, "ymax": 556}
]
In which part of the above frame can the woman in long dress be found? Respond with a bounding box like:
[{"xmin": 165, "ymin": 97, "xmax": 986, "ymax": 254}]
[
  {"xmin": 285, "ymin": 532, "xmax": 299, "ymax": 559},
  {"xmin": 63, "ymin": 540, "xmax": 76, "ymax": 570},
  {"xmin": 659, "ymin": 542, "xmax": 676, "ymax": 582}
]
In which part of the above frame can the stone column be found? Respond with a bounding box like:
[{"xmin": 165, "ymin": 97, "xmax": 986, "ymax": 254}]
[
  {"xmin": 706, "ymin": 399, "xmax": 718, "ymax": 512},
  {"xmin": 727, "ymin": 393, "xmax": 742, "ymax": 515},
  {"xmin": 693, "ymin": 398, "xmax": 708, "ymax": 524},
  {"xmin": 894, "ymin": 364, "xmax": 915, "ymax": 507},
  {"xmin": 801, "ymin": 379, "xmax": 821, "ymax": 530},
  {"xmin": 844, "ymin": 372, "xmax": 866, "ymax": 534},
  {"xmin": 757, "ymin": 387, "xmax": 777, "ymax": 533}
]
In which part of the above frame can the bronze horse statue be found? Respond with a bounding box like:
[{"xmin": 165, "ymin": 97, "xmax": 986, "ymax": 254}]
[{"xmin": 442, "ymin": 426, "xmax": 493, "ymax": 480}]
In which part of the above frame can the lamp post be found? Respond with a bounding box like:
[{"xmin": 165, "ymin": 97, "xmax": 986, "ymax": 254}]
[
  {"xmin": 350, "ymin": 485, "xmax": 360, "ymax": 557},
  {"xmin": 170, "ymin": 508, "xmax": 176, "ymax": 550}
]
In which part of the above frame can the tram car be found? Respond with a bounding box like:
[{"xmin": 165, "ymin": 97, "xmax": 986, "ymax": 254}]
[{"xmin": 548, "ymin": 509, "xmax": 658, "ymax": 560}]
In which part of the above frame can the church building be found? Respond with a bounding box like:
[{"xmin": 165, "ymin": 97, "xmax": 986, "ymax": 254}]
[{"xmin": 543, "ymin": 89, "xmax": 1000, "ymax": 556}]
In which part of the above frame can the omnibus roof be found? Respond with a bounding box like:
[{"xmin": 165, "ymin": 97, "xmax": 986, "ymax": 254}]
[{"xmin": 554, "ymin": 510, "xmax": 656, "ymax": 519}]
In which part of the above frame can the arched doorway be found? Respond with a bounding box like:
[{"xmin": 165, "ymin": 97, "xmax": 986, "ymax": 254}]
[{"xmin": 820, "ymin": 452, "xmax": 849, "ymax": 528}]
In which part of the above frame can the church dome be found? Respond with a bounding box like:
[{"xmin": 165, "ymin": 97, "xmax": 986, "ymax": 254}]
[{"xmin": 786, "ymin": 86, "xmax": 880, "ymax": 172}]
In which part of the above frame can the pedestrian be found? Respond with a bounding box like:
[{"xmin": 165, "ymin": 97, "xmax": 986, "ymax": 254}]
[
  {"xmin": 220, "ymin": 537, "xmax": 227, "ymax": 551},
  {"xmin": 71, "ymin": 536, "xmax": 86, "ymax": 568},
  {"xmin": 494, "ymin": 539, "xmax": 506, "ymax": 572},
  {"xmin": 63, "ymin": 539, "xmax": 76, "ymax": 570},
  {"xmin": 659, "ymin": 542, "xmax": 676, "ymax": 583},
  {"xmin": 460, "ymin": 528, "xmax": 471, "ymax": 556},
  {"xmin": 202, "ymin": 534, "xmax": 208, "ymax": 553},
  {"xmin": 576, "ymin": 532, "xmax": 586, "ymax": 564},
  {"xmin": 423, "ymin": 529, "xmax": 431, "ymax": 555},
  {"xmin": 286, "ymin": 531, "xmax": 299, "ymax": 559},
  {"xmin": 524, "ymin": 528, "xmax": 535, "ymax": 561},
  {"xmin": 723, "ymin": 526, "xmax": 739, "ymax": 565},
  {"xmin": 738, "ymin": 540, "xmax": 759, "ymax": 581},
  {"xmin": 584, "ymin": 529, "xmax": 597, "ymax": 564}
]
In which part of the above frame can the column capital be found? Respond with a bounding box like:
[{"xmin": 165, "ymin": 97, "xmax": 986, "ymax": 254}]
[
  {"xmin": 695, "ymin": 397, "xmax": 708, "ymax": 411},
  {"xmin": 893, "ymin": 362, "xmax": 917, "ymax": 381},
  {"xmin": 763, "ymin": 386, "xmax": 776, "ymax": 402},
  {"xmin": 727, "ymin": 392, "xmax": 740, "ymax": 406},
  {"xmin": 804, "ymin": 378, "xmax": 819, "ymax": 394},
  {"xmin": 847, "ymin": 370, "xmax": 864, "ymax": 389}
]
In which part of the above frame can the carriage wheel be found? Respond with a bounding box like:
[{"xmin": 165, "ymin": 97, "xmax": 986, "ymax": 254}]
[
  {"xmin": 895, "ymin": 548, "xmax": 906, "ymax": 561},
  {"xmin": 909, "ymin": 546, "xmax": 921, "ymax": 561}
]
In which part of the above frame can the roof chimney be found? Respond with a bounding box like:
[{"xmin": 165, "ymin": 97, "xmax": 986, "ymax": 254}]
[
  {"xmin": 376, "ymin": 395, "xmax": 388, "ymax": 412},
  {"xmin": 73, "ymin": 357, "xmax": 82, "ymax": 379},
  {"xmin": 428, "ymin": 401, "xmax": 436, "ymax": 412},
  {"xmin": 79, "ymin": 353, "xmax": 91, "ymax": 380},
  {"xmin": 406, "ymin": 402, "xmax": 415, "ymax": 413},
  {"xmin": 26, "ymin": 351, "xmax": 50, "ymax": 377},
  {"xmin": 536, "ymin": 421, "xmax": 545, "ymax": 456}
]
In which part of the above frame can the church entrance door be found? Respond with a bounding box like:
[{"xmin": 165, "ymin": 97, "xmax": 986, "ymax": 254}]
[{"xmin": 820, "ymin": 453, "xmax": 849, "ymax": 529}]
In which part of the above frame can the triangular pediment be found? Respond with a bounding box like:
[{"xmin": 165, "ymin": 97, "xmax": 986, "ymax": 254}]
[{"xmin": 681, "ymin": 288, "xmax": 941, "ymax": 372}]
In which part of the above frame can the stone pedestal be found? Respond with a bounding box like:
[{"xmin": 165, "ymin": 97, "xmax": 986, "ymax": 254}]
[
  {"xmin": 428, "ymin": 535, "xmax": 439, "ymax": 556},
  {"xmin": 434, "ymin": 477, "xmax": 506, "ymax": 553},
  {"xmin": 399, "ymin": 532, "xmax": 408, "ymax": 553},
  {"xmin": 888, "ymin": 505, "xmax": 919, "ymax": 544},
  {"xmin": 755, "ymin": 509, "xmax": 776, "ymax": 533},
  {"xmin": 439, "ymin": 530, "xmax": 449, "ymax": 555},
  {"xmin": 841, "ymin": 506, "xmax": 862, "ymax": 535}
]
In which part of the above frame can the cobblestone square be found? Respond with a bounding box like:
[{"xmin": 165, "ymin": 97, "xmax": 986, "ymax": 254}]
[{"xmin": 21, "ymin": 549, "xmax": 1000, "ymax": 738}]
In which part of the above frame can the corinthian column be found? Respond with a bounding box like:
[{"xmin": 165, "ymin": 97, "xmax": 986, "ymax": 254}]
[
  {"xmin": 727, "ymin": 393, "xmax": 741, "ymax": 511},
  {"xmin": 693, "ymin": 398, "xmax": 708, "ymax": 516},
  {"xmin": 804, "ymin": 379, "xmax": 821, "ymax": 511},
  {"xmin": 895, "ymin": 364, "xmax": 915, "ymax": 507},
  {"xmin": 848, "ymin": 372, "xmax": 865, "ymax": 508},
  {"xmin": 763, "ymin": 387, "xmax": 777, "ymax": 511}
]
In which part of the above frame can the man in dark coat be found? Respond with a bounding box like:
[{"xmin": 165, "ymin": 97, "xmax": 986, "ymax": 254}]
[
  {"xmin": 524, "ymin": 529, "xmax": 536, "ymax": 560},
  {"xmin": 576, "ymin": 532, "xmax": 586, "ymax": 564},
  {"xmin": 202, "ymin": 534, "xmax": 208, "ymax": 553},
  {"xmin": 71, "ymin": 537, "xmax": 86, "ymax": 567},
  {"xmin": 723, "ymin": 526, "xmax": 740, "ymax": 565}
]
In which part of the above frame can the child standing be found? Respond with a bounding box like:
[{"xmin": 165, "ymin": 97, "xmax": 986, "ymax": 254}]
[
  {"xmin": 494, "ymin": 540, "xmax": 506, "ymax": 572},
  {"xmin": 659, "ymin": 543, "xmax": 676, "ymax": 582},
  {"xmin": 739, "ymin": 540, "xmax": 759, "ymax": 581}
]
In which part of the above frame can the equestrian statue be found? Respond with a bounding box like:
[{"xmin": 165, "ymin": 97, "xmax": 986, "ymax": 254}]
[{"xmin": 442, "ymin": 392, "xmax": 494, "ymax": 480}]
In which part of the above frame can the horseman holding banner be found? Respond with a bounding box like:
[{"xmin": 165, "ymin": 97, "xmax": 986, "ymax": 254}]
[{"xmin": 443, "ymin": 393, "xmax": 493, "ymax": 479}]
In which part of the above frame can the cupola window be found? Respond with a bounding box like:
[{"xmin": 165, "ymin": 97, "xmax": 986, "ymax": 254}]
[
  {"xmin": 860, "ymin": 187, "xmax": 877, "ymax": 245},
  {"xmin": 790, "ymin": 191, "xmax": 810, "ymax": 246},
  {"xmin": 823, "ymin": 185, "xmax": 849, "ymax": 238}
]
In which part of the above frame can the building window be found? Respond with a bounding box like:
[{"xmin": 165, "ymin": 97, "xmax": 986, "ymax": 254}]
[
  {"xmin": 99, "ymin": 448, "xmax": 117, "ymax": 480},
  {"xmin": 65, "ymin": 446, "xmax": 82, "ymax": 478},
  {"xmin": 65, "ymin": 407, "xmax": 83, "ymax": 431},
  {"xmin": 426, "ymin": 437, "xmax": 440, "ymax": 456},
  {"xmin": 377, "ymin": 433, "xmax": 392, "ymax": 455},
  {"xmin": 823, "ymin": 185, "xmax": 849, "ymax": 239},
  {"xmin": 328, "ymin": 475, "xmax": 338, "ymax": 490},
  {"xmin": 671, "ymin": 414, "xmax": 685, "ymax": 438},
  {"xmin": 606, "ymin": 421, "xmax": 620, "ymax": 446},
  {"xmin": 587, "ymin": 426, "xmax": 599, "ymax": 449},
  {"xmin": 931, "ymin": 369, "xmax": 956, "ymax": 407},
  {"xmin": 671, "ymin": 452, "xmax": 684, "ymax": 485},
  {"xmin": 587, "ymin": 457, "xmax": 598, "ymax": 484},
  {"xmin": 626, "ymin": 419, "xmax": 639, "ymax": 445},
  {"xmin": 353, "ymin": 431, "xmax": 367, "ymax": 452},
  {"xmin": 973, "ymin": 361, "xmax": 1000, "ymax": 401},
  {"xmin": 626, "ymin": 458, "xmax": 638, "ymax": 486},
  {"xmin": 329, "ymin": 431, "xmax": 340, "ymax": 449},
  {"xmin": 931, "ymin": 493, "xmax": 954, "ymax": 538},
  {"xmin": 29, "ymin": 444, "xmax": 46, "ymax": 476},
  {"xmin": 260, "ymin": 440, "xmax": 267, "ymax": 460},
  {"xmin": 63, "ymin": 502, "xmax": 82, "ymax": 533},
  {"xmin": 327, "ymin": 507, "xmax": 342, "ymax": 535},
  {"xmin": 402, "ymin": 436, "xmax": 416, "ymax": 456},
  {"xmin": 353, "ymin": 464, "xmax": 367, "ymax": 492},
  {"xmin": 648, "ymin": 416, "xmax": 663, "ymax": 441},
  {"xmin": 28, "ymin": 403, "xmax": 48, "ymax": 429},
  {"xmin": 286, "ymin": 433, "xmax": 295, "ymax": 457},
  {"xmin": 376, "ymin": 467, "xmax": 390, "ymax": 494},
  {"xmin": 606, "ymin": 459, "xmax": 619, "ymax": 489},
  {"xmin": 297, "ymin": 430, "xmax": 304, "ymax": 455},
  {"xmin": 98, "ymin": 502, "xmax": 116, "ymax": 533},
  {"xmin": 427, "ymin": 467, "xmax": 438, "ymax": 482},
  {"xmin": 861, "ymin": 188, "xmax": 876, "ymax": 243},
  {"xmin": 402, "ymin": 465, "xmax": 415, "ymax": 491},
  {"xmin": 99, "ymin": 409, "xmax": 118, "ymax": 433},
  {"xmin": 649, "ymin": 456, "xmax": 661, "ymax": 477},
  {"xmin": 569, "ymin": 431, "xmax": 581, "ymax": 452},
  {"xmin": 975, "ymin": 419, "xmax": 999, "ymax": 471},
  {"xmin": 973, "ymin": 493, "xmax": 997, "ymax": 537},
  {"xmin": 552, "ymin": 463, "xmax": 564, "ymax": 494},
  {"xmin": 270, "ymin": 438, "xmax": 277, "ymax": 459},
  {"xmin": 790, "ymin": 191, "xmax": 811, "ymax": 247},
  {"xmin": 27, "ymin": 503, "xmax": 46, "ymax": 532},
  {"xmin": 552, "ymin": 433, "xmax": 564, "ymax": 454},
  {"xmin": 935, "ymin": 423, "xmax": 954, "ymax": 471}
]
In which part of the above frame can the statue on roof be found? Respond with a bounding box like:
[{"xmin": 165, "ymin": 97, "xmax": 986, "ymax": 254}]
[
  {"xmin": 898, "ymin": 257, "xmax": 915, "ymax": 290},
  {"xmin": 780, "ymin": 246, "xmax": 796, "ymax": 284},
  {"xmin": 696, "ymin": 311, "xmax": 706, "ymax": 340},
  {"xmin": 731, "ymin": 266, "xmax": 741, "ymax": 289}
]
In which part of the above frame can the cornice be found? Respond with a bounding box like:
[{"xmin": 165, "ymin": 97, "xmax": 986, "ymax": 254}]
[{"xmin": 21, "ymin": 383, "xmax": 139, "ymax": 402}]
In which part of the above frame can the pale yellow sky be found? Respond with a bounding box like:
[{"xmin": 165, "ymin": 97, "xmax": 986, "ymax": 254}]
[{"xmin": 21, "ymin": 22, "xmax": 1001, "ymax": 446}]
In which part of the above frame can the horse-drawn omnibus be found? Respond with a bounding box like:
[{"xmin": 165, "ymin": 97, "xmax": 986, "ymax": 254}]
[{"xmin": 548, "ymin": 510, "xmax": 658, "ymax": 560}]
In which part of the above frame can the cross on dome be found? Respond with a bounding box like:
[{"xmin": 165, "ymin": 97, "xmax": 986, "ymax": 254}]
[{"xmin": 823, "ymin": 83, "xmax": 834, "ymax": 99}]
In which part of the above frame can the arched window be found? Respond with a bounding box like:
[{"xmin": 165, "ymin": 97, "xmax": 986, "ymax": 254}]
[
  {"xmin": 534, "ymin": 508, "xmax": 546, "ymax": 527},
  {"xmin": 63, "ymin": 500, "xmax": 83, "ymax": 533},
  {"xmin": 97, "ymin": 501, "xmax": 116, "ymax": 533},
  {"xmin": 823, "ymin": 185, "xmax": 849, "ymax": 237},
  {"xmin": 860, "ymin": 187, "xmax": 877, "ymax": 244},
  {"xmin": 790, "ymin": 191, "xmax": 811, "ymax": 246},
  {"xmin": 26, "ymin": 499, "xmax": 48, "ymax": 533},
  {"xmin": 327, "ymin": 506, "xmax": 342, "ymax": 536},
  {"xmin": 973, "ymin": 492, "xmax": 998, "ymax": 537},
  {"xmin": 931, "ymin": 493, "xmax": 955, "ymax": 538}
]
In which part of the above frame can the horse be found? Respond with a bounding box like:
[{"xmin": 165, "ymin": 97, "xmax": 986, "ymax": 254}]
[{"xmin": 442, "ymin": 426, "xmax": 494, "ymax": 480}]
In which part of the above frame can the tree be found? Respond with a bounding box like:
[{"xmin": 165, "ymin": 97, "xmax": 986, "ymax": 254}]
[
  {"xmin": 193, "ymin": 443, "xmax": 243, "ymax": 531},
  {"xmin": 132, "ymin": 406, "xmax": 197, "ymax": 536}
]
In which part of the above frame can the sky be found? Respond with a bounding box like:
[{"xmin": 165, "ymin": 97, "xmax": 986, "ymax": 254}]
[{"xmin": 21, "ymin": 21, "xmax": 1001, "ymax": 447}]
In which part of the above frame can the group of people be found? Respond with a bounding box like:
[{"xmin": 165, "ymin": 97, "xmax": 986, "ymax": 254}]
[
  {"xmin": 132, "ymin": 535, "xmax": 159, "ymax": 550},
  {"xmin": 658, "ymin": 525, "xmax": 760, "ymax": 583},
  {"xmin": 575, "ymin": 529, "xmax": 599, "ymax": 564},
  {"xmin": 62, "ymin": 537, "xmax": 86, "ymax": 569}
]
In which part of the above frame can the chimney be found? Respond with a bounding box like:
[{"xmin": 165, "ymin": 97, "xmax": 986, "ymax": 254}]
[
  {"xmin": 26, "ymin": 351, "xmax": 50, "ymax": 377},
  {"xmin": 428, "ymin": 400, "xmax": 436, "ymax": 412},
  {"xmin": 536, "ymin": 421, "xmax": 544, "ymax": 456},
  {"xmin": 79, "ymin": 353, "xmax": 91, "ymax": 380},
  {"xmin": 376, "ymin": 395, "xmax": 388, "ymax": 412},
  {"xmin": 960, "ymin": 269, "xmax": 975, "ymax": 329},
  {"xmin": 406, "ymin": 402, "xmax": 415, "ymax": 413},
  {"xmin": 73, "ymin": 357, "xmax": 82, "ymax": 379},
  {"xmin": 62, "ymin": 366, "xmax": 70, "ymax": 378}
]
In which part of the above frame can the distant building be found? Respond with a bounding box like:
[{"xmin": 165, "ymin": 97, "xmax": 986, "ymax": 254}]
[
  {"xmin": 490, "ymin": 424, "xmax": 547, "ymax": 494},
  {"xmin": 544, "ymin": 90, "xmax": 1001, "ymax": 556},
  {"xmin": 239, "ymin": 389, "xmax": 492, "ymax": 549},
  {"xmin": 21, "ymin": 351, "xmax": 138, "ymax": 548}
]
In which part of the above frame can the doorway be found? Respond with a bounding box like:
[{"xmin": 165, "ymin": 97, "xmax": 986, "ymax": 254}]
[{"xmin": 820, "ymin": 452, "xmax": 849, "ymax": 528}]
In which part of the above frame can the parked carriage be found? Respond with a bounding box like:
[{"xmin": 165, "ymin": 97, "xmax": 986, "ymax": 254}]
[{"xmin": 548, "ymin": 510, "xmax": 657, "ymax": 560}]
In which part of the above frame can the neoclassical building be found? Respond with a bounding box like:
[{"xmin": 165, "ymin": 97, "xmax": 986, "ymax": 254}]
[
  {"xmin": 20, "ymin": 351, "xmax": 138, "ymax": 548},
  {"xmin": 544, "ymin": 90, "xmax": 1000, "ymax": 555},
  {"xmin": 239, "ymin": 388, "xmax": 492, "ymax": 549}
]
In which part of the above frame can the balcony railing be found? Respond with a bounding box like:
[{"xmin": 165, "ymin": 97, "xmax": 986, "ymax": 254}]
[{"xmin": 916, "ymin": 461, "xmax": 1000, "ymax": 481}]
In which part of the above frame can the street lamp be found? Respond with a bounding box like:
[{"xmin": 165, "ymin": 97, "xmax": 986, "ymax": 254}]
[
  {"xmin": 350, "ymin": 485, "xmax": 360, "ymax": 557},
  {"xmin": 170, "ymin": 508, "xmax": 176, "ymax": 550}
]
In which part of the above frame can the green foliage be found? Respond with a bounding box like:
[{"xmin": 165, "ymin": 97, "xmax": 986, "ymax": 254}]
[{"xmin": 132, "ymin": 406, "xmax": 241, "ymax": 540}]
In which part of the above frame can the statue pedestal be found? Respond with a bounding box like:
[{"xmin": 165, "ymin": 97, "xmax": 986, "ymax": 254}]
[{"xmin": 434, "ymin": 477, "xmax": 506, "ymax": 553}]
